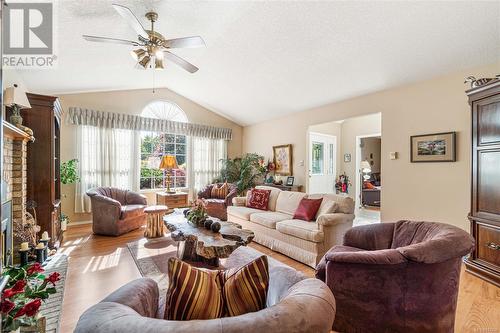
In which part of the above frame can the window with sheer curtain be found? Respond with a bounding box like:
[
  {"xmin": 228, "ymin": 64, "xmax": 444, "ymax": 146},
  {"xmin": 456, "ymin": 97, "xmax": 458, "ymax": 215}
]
[
  {"xmin": 139, "ymin": 101, "xmax": 189, "ymax": 190},
  {"xmin": 191, "ymin": 137, "xmax": 227, "ymax": 193}
]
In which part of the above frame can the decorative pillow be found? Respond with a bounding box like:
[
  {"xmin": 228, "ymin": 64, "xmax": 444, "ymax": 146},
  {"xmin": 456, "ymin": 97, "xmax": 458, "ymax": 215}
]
[
  {"xmin": 164, "ymin": 256, "xmax": 269, "ymax": 320},
  {"xmin": 211, "ymin": 182, "xmax": 229, "ymax": 199},
  {"xmin": 293, "ymin": 198, "xmax": 323, "ymax": 221},
  {"xmin": 364, "ymin": 181, "xmax": 376, "ymax": 189},
  {"xmin": 164, "ymin": 258, "xmax": 224, "ymax": 320},
  {"xmin": 247, "ymin": 189, "xmax": 271, "ymax": 211},
  {"xmin": 223, "ymin": 255, "xmax": 269, "ymax": 316},
  {"xmin": 315, "ymin": 200, "xmax": 339, "ymax": 220}
]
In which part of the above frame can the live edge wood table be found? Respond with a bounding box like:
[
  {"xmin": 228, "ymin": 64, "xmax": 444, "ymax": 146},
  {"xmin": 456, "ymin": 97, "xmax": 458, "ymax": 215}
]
[
  {"xmin": 144, "ymin": 205, "xmax": 169, "ymax": 238},
  {"xmin": 164, "ymin": 211, "xmax": 255, "ymax": 266}
]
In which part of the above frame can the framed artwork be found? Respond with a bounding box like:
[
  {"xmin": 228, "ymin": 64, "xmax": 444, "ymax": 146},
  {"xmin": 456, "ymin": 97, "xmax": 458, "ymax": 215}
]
[
  {"xmin": 273, "ymin": 144, "xmax": 293, "ymax": 176},
  {"xmin": 344, "ymin": 153, "xmax": 351, "ymax": 163},
  {"xmin": 410, "ymin": 132, "xmax": 456, "ymax": 162},
  {"xmin": 286, "ymin": 176, "xmax": 294, "ymax": 186}
]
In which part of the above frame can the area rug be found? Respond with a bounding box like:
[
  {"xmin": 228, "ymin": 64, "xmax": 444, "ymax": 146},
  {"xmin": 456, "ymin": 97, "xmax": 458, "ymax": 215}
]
[{"xmin": 39, "ymin": 254, "xmax": 68, "ymax": 333}]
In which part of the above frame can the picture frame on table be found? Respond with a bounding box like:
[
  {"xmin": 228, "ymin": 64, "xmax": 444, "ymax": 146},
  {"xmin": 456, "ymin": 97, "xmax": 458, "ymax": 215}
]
[
  {"xmin": 286, "ymin": 176, "xmax": 294, "ymax": 186},
  {"xmin": 410, "ymin": 132, "xmax": 456, "ymax": 162}
]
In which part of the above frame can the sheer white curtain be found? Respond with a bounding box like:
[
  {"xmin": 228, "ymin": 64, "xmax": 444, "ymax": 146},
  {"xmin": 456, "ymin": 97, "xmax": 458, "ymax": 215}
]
[
  {"xmin": 190, "ymin": 137, "xmax": 227, "ymax": 195},
  {"xmin": 75, "ymin": 125, "xmax": 141, "ymax": 213}
]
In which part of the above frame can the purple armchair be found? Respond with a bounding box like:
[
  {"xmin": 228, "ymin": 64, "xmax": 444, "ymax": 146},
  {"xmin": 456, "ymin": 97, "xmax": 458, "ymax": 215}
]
[
  {"xmin": 197, "ymin": 183, "xmax": 238, "ymax": 221},
  {"xmin": 316, "ymin": 220, "xmax": 474, "ymax": 333},
  {"xmin": 86, "ymin": 187, "xmax": 147, "ymax": 236}
]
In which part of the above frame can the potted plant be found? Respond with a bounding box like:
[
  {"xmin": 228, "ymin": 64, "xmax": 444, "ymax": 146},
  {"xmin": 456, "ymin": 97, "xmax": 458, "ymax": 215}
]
[
  {"xmin": 214, "ymin": 153, "xmax": 267, "ymax": 195},
  {"xmin": 60, "ymin": 159, "xmax": 80, "ymax": 231},
  {"xmin": 1, "ymin": 263, "xmax": 60, "ymax": 332},
  {"xmin": 185, "ymin": 200, "xmax": 208, "ymax": 227}
]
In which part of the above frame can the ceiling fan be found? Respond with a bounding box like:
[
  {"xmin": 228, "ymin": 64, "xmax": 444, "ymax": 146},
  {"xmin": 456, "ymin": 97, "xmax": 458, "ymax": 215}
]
[{"xmin": 83, "ymin": 4, "xmax": 205, "ymax": 73}]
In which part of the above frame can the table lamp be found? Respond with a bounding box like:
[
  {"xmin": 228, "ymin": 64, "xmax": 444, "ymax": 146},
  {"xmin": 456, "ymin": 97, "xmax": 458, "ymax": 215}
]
[
  {"xmin": 360, "ymin": 160, "xmax": 372, "ymax": 181},
  {"xmin": 4, "ymin": 84, "xmax": 31, "ymax": 127},
  {"xmin": 159, "ymin": 155, "xmax": 178, "ymax": 193}
]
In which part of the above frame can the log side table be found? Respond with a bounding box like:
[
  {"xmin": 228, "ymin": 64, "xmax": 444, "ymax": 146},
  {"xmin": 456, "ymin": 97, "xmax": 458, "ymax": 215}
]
[{"xmin": 144, "ymin": 205, "xmax": 169, "ymax": 238}]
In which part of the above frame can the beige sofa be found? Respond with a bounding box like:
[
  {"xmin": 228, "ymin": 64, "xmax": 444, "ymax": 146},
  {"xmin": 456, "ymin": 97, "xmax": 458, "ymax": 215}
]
[{"xmin": 227, "ymin": 186, "xmax": 355, "ymax": 268}]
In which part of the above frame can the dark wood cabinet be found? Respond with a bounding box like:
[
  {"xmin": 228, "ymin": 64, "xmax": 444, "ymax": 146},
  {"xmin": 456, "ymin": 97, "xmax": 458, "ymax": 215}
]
[
  {"xmin": 465, "ymin": 79, "xmax": 500, "ymax": 287},
  {"xmin": 22, "ymin": 93, "xmax": 62, "ymax": 248}
]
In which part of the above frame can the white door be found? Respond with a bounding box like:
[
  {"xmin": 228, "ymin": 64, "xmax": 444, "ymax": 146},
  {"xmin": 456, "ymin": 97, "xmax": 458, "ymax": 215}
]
[{"xmin": 308, "ymin": 132, "xmax": 336, "ymax": 194}]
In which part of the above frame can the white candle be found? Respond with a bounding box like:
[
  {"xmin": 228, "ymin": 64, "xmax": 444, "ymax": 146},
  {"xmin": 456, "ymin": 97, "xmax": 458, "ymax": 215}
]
[
  {"xmin": 20, "ymin": 242, "xmax": 29, "ymax": 251},
  {"xmin": 41, "ymin": 231, "xmax": 49, "ymax": 240},
  {"xmin": 36, "ymin": 242, "xmax": 45, "ymax": 249}
]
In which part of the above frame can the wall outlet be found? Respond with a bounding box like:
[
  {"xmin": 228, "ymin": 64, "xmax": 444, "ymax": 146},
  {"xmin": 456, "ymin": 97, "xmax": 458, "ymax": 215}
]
[{"xmin": 389, "ymin": 152, "xmax": 398, "ymax": 160}]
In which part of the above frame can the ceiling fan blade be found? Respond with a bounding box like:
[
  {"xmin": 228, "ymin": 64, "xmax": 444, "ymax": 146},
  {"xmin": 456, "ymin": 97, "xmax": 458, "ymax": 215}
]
[
  {"xmin": 112, "ymin": 3, "xmax": 149, "ymax": 39},
  {"xmin": 164, "ymin": 36, "xmax": 206, "ymax": 49},
  {"xmin": 83, "ymin": 35, "xmax": 140, "ymax": 46},
  {"xmin": 164, "ymin": 51, "xmax": 199, "ymax": 73}
]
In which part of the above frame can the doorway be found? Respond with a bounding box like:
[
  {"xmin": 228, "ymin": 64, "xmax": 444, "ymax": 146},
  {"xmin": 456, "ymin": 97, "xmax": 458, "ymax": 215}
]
[
  {"xmin": 308, "ymin": 132, "xmax": 336, "ymax": 194},
  {"xmin": 355, "ymin": 134, "xmax": 381, "ymax": 209}
]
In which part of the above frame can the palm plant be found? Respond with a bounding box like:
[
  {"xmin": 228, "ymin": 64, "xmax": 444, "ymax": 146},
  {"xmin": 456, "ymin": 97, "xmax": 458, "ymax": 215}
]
[{"xmin": 215, "ymin": 153, "xmax": 266, "ymax": 195}]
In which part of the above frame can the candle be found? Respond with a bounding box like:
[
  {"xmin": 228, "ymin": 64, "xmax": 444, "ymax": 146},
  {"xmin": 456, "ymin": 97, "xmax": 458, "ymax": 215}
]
[
  {"xmin": 41, "ymin": 231, "xmax": 49, "ymax": 241},
  {"xmin": 20, "ymin": 242, "xmax": 29, "ymax": 251},
  {"xmin": 36, "ymin": 242, "xmax": 45, "ymax": 249}
]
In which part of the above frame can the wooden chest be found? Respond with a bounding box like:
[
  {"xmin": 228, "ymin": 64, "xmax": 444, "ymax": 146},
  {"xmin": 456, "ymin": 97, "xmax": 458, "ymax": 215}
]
[{"xmin": 156, "ymin": 192, "xmax": 189, "ymax": 210}]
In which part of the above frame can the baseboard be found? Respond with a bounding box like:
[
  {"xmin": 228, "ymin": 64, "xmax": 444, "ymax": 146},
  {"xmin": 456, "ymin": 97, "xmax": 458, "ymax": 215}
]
[{"xmin": 69, "ymin": 220, "xmax": 92, "ymax": 226}]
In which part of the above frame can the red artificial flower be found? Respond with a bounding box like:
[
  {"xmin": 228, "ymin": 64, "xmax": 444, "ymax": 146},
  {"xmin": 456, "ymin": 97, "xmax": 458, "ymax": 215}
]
[
  {"xmin": 26, "ymin": 262, "xmax": 44, "ymax": 276},
  {"xmin": 12, "ymin": 280, "xmax": 27, "ymax": 292},
  {"xmin": 3, "ymin": 287, "xmax": 22, "ymax": 299},
  {"xmin": 0, "ymin": 299, "xmax": 15, "ymax": 314},
  {"xmin": 45, "ymin": 272, "xmax": 60, "ymax": 286},
  {"xmin": 14, "ymin": 299, "xmax": 41, "ymax": 318}
]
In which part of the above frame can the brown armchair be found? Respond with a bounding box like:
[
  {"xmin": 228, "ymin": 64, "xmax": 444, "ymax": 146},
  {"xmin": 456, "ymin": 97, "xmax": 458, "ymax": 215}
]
[
  {"xmin": 197, "ymin": 183, "xmax": 238, "ymax": 221},
  {"xmin": 316, "ymin": 220, "xmax": 474, "ymax": 333},
  {"xmin": 86, "ymin": 187, "xmax": 148, "ymax": 236}
]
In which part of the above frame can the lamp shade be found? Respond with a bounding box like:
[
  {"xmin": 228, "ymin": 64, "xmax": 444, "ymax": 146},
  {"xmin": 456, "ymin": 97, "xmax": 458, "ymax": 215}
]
[
  {"xmin": 4, "ymin": 86, "xmax": 31, "ymax": 109},
  {"xmin": 159, "ymin": 155, "xmax": 178, "ymax": 170},
  {"xmin": 360, "ymin": 160, "xmax": 372, "ymax": 173}
]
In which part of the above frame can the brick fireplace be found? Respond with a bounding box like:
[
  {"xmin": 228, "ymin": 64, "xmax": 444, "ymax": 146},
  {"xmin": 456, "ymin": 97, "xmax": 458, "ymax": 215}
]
[{"xmin": 2, "ymin": 121, "xmax": 33, "ymax": 261}]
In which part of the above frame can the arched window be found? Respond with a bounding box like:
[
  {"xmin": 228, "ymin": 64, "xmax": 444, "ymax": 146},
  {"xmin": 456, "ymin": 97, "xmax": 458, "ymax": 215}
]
[{"xmin": 140, "ymin": 101, "xmax": 188, "ymax": 190}]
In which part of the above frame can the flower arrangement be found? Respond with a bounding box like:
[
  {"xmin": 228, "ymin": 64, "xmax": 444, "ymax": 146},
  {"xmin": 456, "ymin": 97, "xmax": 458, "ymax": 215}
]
[
  {"xmin": 1, "ymin": 263, "xmax": 60, "ymax": 331},
  {"xmin": 185, "ymin": 200, "xmax": 208, "ymax": 227},
  {"xmin": 335, "ymin": 172, "xmax": 352, "ymax": 194}
]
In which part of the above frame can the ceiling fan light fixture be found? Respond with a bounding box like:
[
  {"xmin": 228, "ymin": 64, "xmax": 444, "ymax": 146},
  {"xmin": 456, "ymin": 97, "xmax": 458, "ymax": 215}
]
[
  {"xmin": 131, "ymin": 48, "xmax": 146, "ymax": 61},
  {"xmin": 154, "ymin": 48, "xmax": 164, "ymax": 60},
  {"xmin": 154, "ymin": 57, "xmax": 165, "ymax": 70},
  {"xmin": 139, "ymin": 55, "xmax": 151, "ymax": 68}
]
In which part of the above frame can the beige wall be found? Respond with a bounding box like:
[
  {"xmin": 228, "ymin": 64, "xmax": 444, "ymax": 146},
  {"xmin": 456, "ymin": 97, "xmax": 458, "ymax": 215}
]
[
  {"xmin": 243, "ymin": 62, "xmax": 500, "ymax": 230},
  {"xmin": 58, "ymin": 88, "xmax": 243, "ymax": 223}
]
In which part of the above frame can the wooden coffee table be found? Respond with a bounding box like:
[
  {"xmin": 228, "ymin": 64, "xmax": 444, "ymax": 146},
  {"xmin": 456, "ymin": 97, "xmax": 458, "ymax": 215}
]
[{"xmin": 164, "ymin": 211, "xmax": 254, "ymax": 266}]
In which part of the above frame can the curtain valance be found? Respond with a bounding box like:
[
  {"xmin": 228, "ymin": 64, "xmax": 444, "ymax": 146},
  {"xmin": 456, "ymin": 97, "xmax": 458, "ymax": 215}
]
[{"xmin": 67, "ymin": 107, "xmax": 233, "ymax": 140}]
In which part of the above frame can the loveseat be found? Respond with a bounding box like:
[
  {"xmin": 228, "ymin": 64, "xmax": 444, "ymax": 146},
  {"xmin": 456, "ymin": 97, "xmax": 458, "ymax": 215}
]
[
  {"xmin": 86, "ymin": 187, "xmax": 147, "ymax": 236},
  {"xmin": 227, "ymin": 186, "xmax": 355, "ymax": 267},
  {"xmin": 74, "ymin": 246, "xmax": 336, "ymax": 333}
]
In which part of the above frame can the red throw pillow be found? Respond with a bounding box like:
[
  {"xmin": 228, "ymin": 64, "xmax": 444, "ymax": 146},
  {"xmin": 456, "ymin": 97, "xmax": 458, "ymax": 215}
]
[
  {"xmin": 293, "ymin": 198, "xmax": 323, "ymax": 221},
  {"xmin": 247, "ymin": 189, "xmax": 271, "ymax": 211}
]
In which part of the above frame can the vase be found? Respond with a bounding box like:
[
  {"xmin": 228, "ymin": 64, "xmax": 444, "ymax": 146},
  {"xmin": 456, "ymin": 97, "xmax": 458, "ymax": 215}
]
[{"xmin": 19, "ymin": 315, "xmax": 46, "ymax": 333}]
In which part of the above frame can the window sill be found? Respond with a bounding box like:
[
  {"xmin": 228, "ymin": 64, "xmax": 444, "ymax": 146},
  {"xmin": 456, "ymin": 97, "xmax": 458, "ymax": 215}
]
[{"xmin": 139, "ymin": 188, "xmax": 189, "ymax": 194}]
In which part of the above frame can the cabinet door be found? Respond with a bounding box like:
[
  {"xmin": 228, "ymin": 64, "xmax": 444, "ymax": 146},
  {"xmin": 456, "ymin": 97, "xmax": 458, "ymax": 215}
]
[{"xmin": 475, "ymin": 96, "xmax": 500, "ymax": 146}]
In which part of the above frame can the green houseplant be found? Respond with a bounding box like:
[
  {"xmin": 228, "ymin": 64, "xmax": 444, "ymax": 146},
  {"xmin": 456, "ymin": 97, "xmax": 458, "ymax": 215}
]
[
  {"xmin": 60, "ymin": 159, "xmax": 80, "ymax": 231},
  {"xmin": 214, "ymin": 153, "xmax": 267, "ymax": 195}
]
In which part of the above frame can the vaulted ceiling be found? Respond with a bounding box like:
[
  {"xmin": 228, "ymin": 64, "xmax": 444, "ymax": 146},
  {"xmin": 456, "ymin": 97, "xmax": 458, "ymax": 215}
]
[{"xmin": 17, "ymin": 1, "xmax": 500, "ymax": 125}]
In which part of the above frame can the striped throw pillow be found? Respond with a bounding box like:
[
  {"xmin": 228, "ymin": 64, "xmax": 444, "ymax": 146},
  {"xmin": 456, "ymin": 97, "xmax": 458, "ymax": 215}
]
[
  {"xmin": 164, "ymin": 256, "xmax": 269, "ymax": 320},
  {"xmin": 211, "ymin": 182, "xmax": 229, "ymax": 199},
  {"xmin": 223, "ymin": 255, "xmax": 269, "ymax": 316},
  {"xmin": 164, "ymin": 258, "xmax": 224, "ymax": 320}
]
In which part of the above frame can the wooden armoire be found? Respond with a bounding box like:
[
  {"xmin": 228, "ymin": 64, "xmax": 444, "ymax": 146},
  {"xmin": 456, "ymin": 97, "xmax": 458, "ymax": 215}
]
[
  {"xmin": 465, "ymin": 79, "xmax": 500, "ymax": 287},
  {"xmin": 23, "ymin": 93, "xmax": 62, "ymax": 247}
]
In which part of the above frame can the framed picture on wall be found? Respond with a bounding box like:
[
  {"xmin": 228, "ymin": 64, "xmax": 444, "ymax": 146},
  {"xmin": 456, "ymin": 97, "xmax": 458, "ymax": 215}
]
[
  {"xmin": 344, "ymin": 153, "xmax": 351, "ymax": 163},
  {"xmin": 286, "ymin": 176, "xmax": 294, "ymax": 186},
  {"xmin": 273, "ymin": 144, "xmax": 293, "ymax": 176},
  {"xmin": 410, "ymin": 132, "xmax": 456, "ymax": 162}
]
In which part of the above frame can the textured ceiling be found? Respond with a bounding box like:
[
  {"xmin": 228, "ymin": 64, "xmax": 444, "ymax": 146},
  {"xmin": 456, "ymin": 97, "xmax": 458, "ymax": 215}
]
[{"xmin": 17, "ymin": 1, "xmax": 500, "ymax": 125}]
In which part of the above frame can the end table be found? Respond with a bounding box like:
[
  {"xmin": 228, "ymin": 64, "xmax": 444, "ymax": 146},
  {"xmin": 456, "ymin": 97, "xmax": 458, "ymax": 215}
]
[{"xmin": 144, "ymin": 205, "xmax": 169, "ymax": 238}]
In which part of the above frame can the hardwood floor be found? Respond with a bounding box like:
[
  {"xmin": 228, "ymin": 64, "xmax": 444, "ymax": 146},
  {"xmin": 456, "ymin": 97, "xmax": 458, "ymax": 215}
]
[{"xmin": 60, "ymin": 223, "xmax": 500, "ymax": 333}]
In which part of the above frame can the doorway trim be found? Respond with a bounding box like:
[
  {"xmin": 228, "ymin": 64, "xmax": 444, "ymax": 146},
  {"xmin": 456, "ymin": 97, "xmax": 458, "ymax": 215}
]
[{"xmin": 355, "ymin": 133, "xmax": 381, "ymax": 208}]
